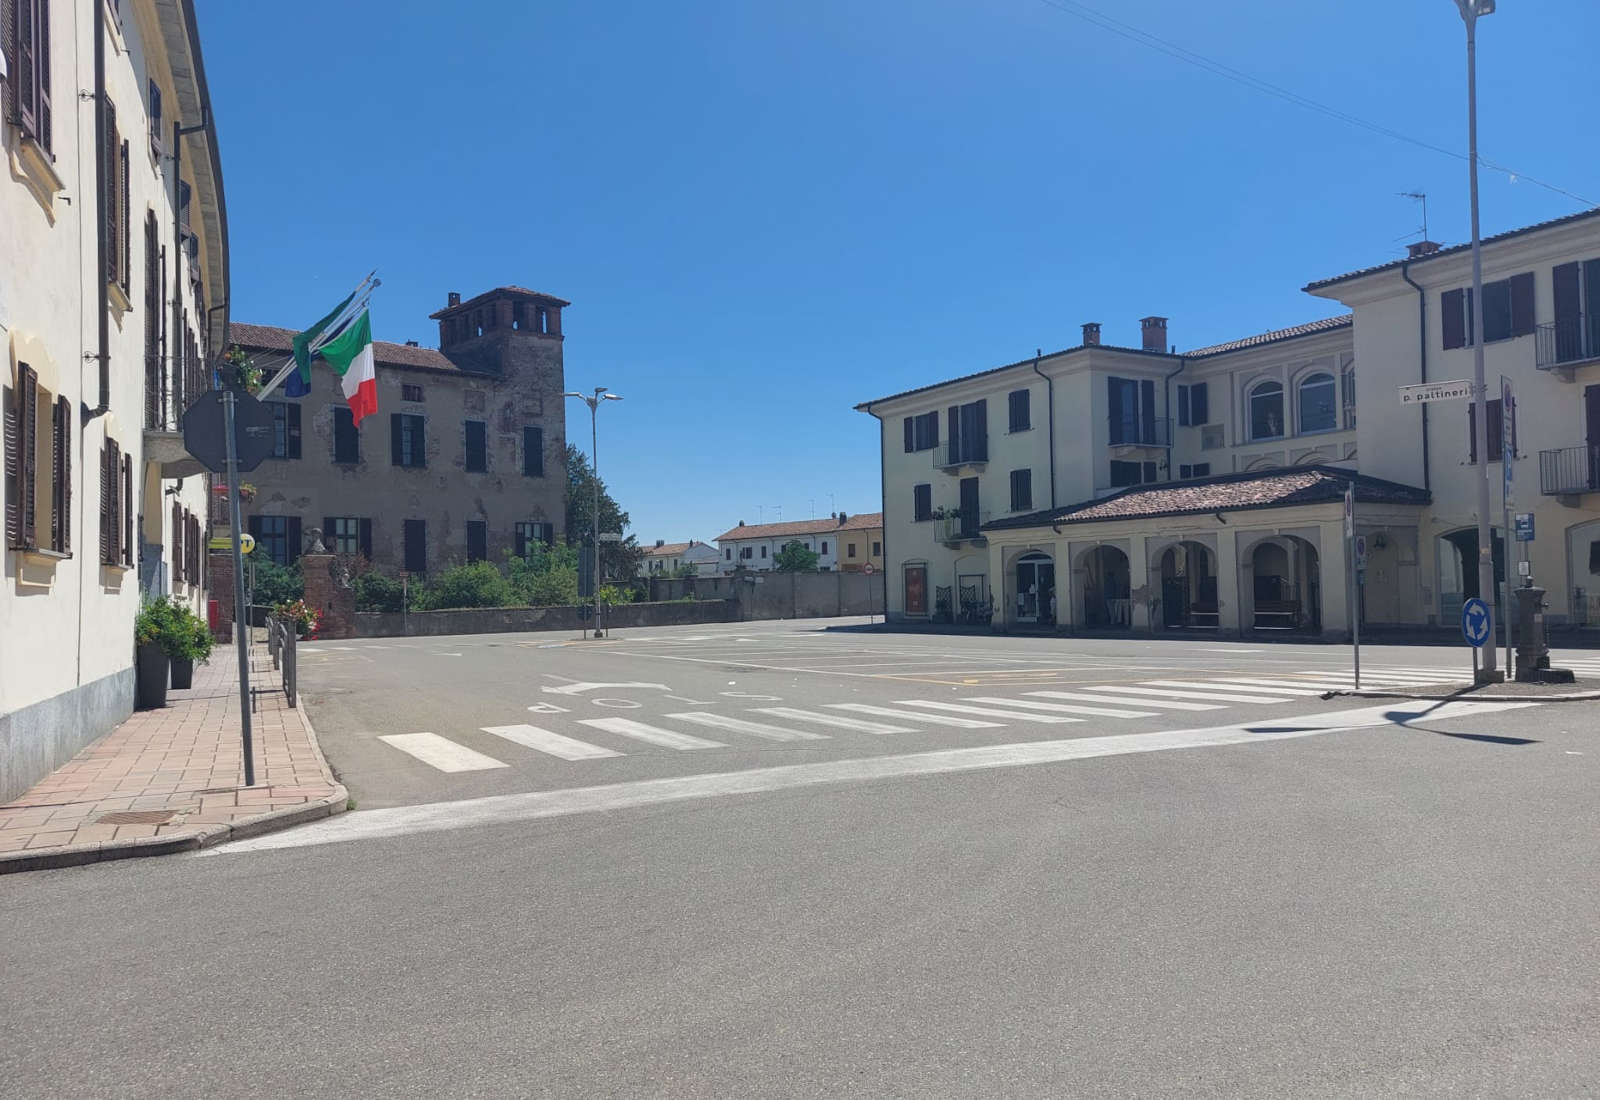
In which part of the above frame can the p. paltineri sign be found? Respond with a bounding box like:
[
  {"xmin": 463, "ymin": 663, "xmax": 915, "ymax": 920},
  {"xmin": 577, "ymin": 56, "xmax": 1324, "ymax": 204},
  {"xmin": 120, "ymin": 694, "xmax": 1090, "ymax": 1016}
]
[{"xmin": 1398, "ymin": 380, "xmax": 1479, "ymax": 405}]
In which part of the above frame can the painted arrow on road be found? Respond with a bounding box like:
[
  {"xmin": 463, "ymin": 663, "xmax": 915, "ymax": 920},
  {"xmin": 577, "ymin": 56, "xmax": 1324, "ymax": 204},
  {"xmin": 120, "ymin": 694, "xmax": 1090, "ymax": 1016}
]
[{"xmin": 541, "ymin": 681, "xmax": 673, "ymax": 696}]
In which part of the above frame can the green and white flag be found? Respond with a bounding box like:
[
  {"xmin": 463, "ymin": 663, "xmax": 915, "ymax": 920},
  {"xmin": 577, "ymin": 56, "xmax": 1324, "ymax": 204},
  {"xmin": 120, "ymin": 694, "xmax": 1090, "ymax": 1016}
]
[{"xmin": 317, "ymin": 311, "xmax": 378, "ymax": 425}]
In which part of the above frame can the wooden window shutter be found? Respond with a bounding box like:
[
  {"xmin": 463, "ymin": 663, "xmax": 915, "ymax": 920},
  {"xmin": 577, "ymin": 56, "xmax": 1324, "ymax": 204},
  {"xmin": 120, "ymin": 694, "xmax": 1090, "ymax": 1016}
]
[
  {"xmin": 99, "ymin": 444, "xmax": 111, "ymax": 563},
  {"xmin": 48, "ymin": 397, "xmax": 63, "ymax": 551},
  {"xmin": 104, "ymin": 99, "xmax": 118, "ymax": 284},
  {"xmin": 4, "ymin": 0, "xmax": 23, "ymax": 134},
  {"xmin": 1442, "ymin": 288, "xmax": 1466, "ymax": 350},
  {"xmin": 902, "ymin": 417, "xmax": 914, "ymax": 453},
  {"xmin": 172, "ymin": 500, "xmax": 183, "ymax": 581},
  {"xmin": 122, "ymin": 452, "xmax": 132, "ymax": 565},
  {"xmin": 3, "ymin": 385, "xmax": 19, "ymax": 548},
  {"xmin": 119, "ymin": 138, "xmax": 131, "ymax": 293},
  {"xmin": 1509, "ymin": 272, "xmax": 1535, "ymax": 337},
  {"xmin": 35, "ymin": 0, "xmax": 50, "ymax": 151},
  {"xmin": 54, "ymin": 395, "xmax": 70, "ymax": 552},
  {"xmin": 287, "ymin": 403, "xmax": 302, "ymax": 459},
  {"xmin": 390, "ymin": 413, "xmax": 403, "ymax": 466},
  {"xmin": 1192, "ymin": 382, "xmax": 1208, "ymax": 426},
  {"xmin": 322, "ymin": 516, "xmax": 334, "ymax": 550},
  {"xmin": 285, "ymin": 515, "xmax": 301, "ymax": 565},
  {"xmin": 359, "ymin": 517, "xmax": 373, "ymax": 561},
  {"xmin": 17, "ymin": 364, "xmax": 39, "ymax": 550}
]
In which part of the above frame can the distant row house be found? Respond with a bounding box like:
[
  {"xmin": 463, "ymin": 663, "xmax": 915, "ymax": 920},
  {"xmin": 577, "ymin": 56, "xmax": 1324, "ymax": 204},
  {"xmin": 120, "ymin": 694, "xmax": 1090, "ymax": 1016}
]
[
  {"xmin": 712, "ymin": 513, "xmax": 884, "ymax": 573},
  {"xmin": 641, "ymin": 540, "xmax": 720, "ymax": 575},
  {"xmin": 858, "ymin": 209, "xmax": 1600, "ymax": 637}
]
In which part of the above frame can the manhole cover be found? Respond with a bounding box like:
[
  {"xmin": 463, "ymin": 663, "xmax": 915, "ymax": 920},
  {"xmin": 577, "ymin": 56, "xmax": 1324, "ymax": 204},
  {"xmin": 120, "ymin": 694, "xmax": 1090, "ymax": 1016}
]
[{"xmin": 96, "ymin": 809, "xmax": 191, "ymax": 826}]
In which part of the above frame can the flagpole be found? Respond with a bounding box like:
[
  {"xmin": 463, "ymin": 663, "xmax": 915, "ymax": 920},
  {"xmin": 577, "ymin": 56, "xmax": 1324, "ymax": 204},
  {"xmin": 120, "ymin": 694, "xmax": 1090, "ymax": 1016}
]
[{"xmin": 253, "ymin": 274, "xmax": 380, "ymax": 401}]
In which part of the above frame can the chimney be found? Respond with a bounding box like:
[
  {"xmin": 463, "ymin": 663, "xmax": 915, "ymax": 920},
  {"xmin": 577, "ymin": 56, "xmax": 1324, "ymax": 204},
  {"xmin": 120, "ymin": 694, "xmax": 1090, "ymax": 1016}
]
[
  {"xmin": 655, "ymin": 539, "xmax": 664, "ymax": 548},
  {"xmin": 837, "ymin": 512, "xmax": 847, "ymax": 526},
  {"xmin": 447, "ymin": 291, "xmax": 462, "ymax": 307},
  {"xmin": 1082, "ymin": 322, "xmax": 1101, "ymax": 347},
  {"xmin": 405, "ymin": 339, "xmax": 419, "ymax": 347},
  {"xmin": 1407, "ymin": 240, "xmax": 1441, "ymax": 259},
  {"xmin": 738, "ymin": 520, "xmax": 745, "ymax": 527},
  {"xmin": 1140, "ymin": 316, "xmax": 1168, "ymax": 353}
]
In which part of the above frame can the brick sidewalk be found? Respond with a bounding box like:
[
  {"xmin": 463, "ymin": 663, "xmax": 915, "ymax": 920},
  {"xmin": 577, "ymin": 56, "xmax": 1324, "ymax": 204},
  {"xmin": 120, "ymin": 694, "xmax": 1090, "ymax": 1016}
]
[{"xmin": 0, "ymin": 639, "xmax": 346, "ymax": 871}]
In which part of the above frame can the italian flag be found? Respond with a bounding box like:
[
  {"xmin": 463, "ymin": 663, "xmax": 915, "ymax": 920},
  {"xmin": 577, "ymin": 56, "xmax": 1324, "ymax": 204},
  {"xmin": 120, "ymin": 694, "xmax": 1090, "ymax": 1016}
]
[{"xmin": 318, "ymin": 310, "xmax": 378, "ymax": 425}]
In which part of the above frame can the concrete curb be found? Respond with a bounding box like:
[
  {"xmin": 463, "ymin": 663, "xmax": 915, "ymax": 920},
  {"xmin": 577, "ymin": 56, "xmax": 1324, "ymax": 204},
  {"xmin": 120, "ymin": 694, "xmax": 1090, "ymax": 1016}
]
[
  {"xmin": 1325, "ymin": 689, "xmax": 1600, "ymax": 703},
  {"xmin": 0, "ymin": 695, "xmax": 349, "ymax": 875}
]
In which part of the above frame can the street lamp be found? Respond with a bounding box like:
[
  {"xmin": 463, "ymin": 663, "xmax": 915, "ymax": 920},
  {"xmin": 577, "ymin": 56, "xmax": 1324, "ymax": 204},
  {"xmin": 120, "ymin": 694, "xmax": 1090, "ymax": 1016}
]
[
  {"xmin": 1453, "ymin": 0, "xmax": 1501, "ymax": 682},
  {"xmin": 563, "ymin": 387, "xmax": 623, "ymax": 637}
]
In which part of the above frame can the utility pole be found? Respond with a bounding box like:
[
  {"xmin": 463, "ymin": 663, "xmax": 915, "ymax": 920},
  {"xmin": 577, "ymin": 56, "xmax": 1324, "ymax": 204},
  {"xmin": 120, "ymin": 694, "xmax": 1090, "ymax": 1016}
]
[
  {"xmin": 222, "ymin": 388, "xmax": 255, "ymax": 786},
  {"xmin": 1454, "ymin": 0, "xmax": 1502, "ymax": 682},
  {"xmin": 564, "ymin": 386, "xmax": 623, "ymax": 638}
]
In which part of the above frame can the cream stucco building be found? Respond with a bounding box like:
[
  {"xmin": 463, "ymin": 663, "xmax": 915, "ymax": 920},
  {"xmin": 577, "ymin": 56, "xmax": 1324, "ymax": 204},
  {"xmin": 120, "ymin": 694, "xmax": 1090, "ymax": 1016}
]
[
  {"xmin": 859, "ymin": 209, "xmax": 1600, "ymax": 639},
  {"xmin": 2, "ymin": 0, "xmax": 227, "ymax": 801}
]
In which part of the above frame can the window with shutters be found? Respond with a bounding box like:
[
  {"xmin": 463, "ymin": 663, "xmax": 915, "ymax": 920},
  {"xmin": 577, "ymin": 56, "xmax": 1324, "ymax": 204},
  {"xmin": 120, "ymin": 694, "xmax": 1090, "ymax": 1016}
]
[
  {"xmin": 99, "ymin": 438, "xmax": 129, "ymax": 566},
  {"xmin": 1007, "ymin": 389, "xmax": 1031, "ymax": 433},
  {"xmin": 1178, "ymin": 382, "xmax": 1210, "ymax": 427},
  {"xmin": 403, "ymin": 519, "xmax": 427, "ymax": 573},
  {"xmin": 522, "ymin": 425, "xmax": 544, "ymax": 476},
  {"xmin": 4, "ymin": 368, "xmax": 70, "ymax": 557},
  {"xmin": 7, "ymin": 0, "xmax": 53, "ymax": 154},
  {"xmin": 147, "ymin": 78, "xmax": 162, "ymax": 158},
  {"xmin": 912, "ymin": 483, "xmax": 933, "ymax": 522},
  {"xmin": 186, "ymin": 512, "xmax": 200, "ymax": 584},
  {"xmin": 268, "ymin": 402, "xmax": 301, "ymax": 459},
  {"xmin": 332, "ymin": 407, "xmax": 360, "ymax": 463},
  {"xmin": 171, "ymin": 500, "xmax": 183, "ymax": 582},
  {"xmin": 401, "ymin": 383, "xmax": 424, "ymax": 403},
  {"xmin": 49, "ymin": 395, "xmax": 69, "ymax": 554},
  {"xmin": 327, "ymin": 517, "xmax": 362, "ymax": 555},
  {"xmin": 1179, "ymin": 463, "xmax": 1211, "ymax": 480},
  {"xmin": 872, "ymin": 540, "xmax": 881, "ymax": 556},
  {"xmin": 1009, "ymin": 468, "xmax": 1033, "ymax": 512},
  {"xmin": 464, "ymin": 420, "xmax": 487, "ymax": 472},
  {"xmin": 466, "ymin": 520, "xmax": 488, "ymax": 563},
  {"xmin": 1109, "ymin": 460, "xmax": 1157, "ymax": 488},
  {"xmin": 253, "ymin": 516, "xmax": 290, "ymax": 566},
  {"xmin": 1443, "ymin": 274, "xmax": 1535, "ymax": 349},
  {"xmin": 143, "ymin": 212, "xmax": 164, "ymax": 430},
  {"xmin": 902, "ymin": 412, "xmax": 938, "ymax": 453},
  {"xmin": 514, "ymin": 521, "xmax": 553, "ymax": 558},
  {"xmin": 1468, "ymin": 398, "xmax": 1514, "ymax": 464},
  {"xmin": 392, "ymin": 413, "xmax": 426, "ymax": 467},
  {"xmin": 103, "ymin": 99, "xmax": 121, "ymax": 287}
]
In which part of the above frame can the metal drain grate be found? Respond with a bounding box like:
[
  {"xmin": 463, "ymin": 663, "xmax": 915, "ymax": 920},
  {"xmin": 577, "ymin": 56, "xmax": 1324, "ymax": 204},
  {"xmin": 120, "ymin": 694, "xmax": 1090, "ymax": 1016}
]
[{"xmin": 96, "ymin": 809, "xmax": 191, "ymax": 826}]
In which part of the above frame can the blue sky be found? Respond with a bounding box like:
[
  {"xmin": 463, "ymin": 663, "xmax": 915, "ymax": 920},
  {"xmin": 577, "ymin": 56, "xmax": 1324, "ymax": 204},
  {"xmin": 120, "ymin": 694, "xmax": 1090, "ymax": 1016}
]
[{"xmin": 201, "ymin": 0, "xmax": 1597, "ymax": 544}]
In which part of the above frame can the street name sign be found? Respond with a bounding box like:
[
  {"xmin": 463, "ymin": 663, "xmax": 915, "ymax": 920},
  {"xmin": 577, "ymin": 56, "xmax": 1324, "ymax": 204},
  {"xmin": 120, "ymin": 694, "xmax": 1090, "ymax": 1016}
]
[
  {"xmin": 1515, "ymin": 513, "xmax": 1535, "ymax": 541},
  {"xmin": 1461, "ymin": 597, "xmax": 1491, "ymax": 648},
  {"xmin": 1398, "ymin": 380, "xmax": 1478, "ymax": 405}
]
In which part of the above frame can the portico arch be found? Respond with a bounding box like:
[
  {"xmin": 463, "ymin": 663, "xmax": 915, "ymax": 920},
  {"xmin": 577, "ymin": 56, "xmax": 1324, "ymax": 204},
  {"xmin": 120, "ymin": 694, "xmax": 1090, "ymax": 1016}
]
[{"xmin": 1077, "ymin": 543, "xmax": 1131, "ymax": 628}]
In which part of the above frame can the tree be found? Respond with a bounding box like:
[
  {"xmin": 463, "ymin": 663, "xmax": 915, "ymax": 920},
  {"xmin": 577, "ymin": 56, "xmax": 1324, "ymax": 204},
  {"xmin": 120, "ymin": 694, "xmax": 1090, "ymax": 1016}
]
[
  {"xmin": 774, "ymin": 540, "xmax": 820, "ymax": 572},
  {"xmin": 565, "ymin": 444, "xmax": 645, "ymax": 581},
  {"xmin": 506, "ymin": 541, "xmax": 580, "ymax": 607}
]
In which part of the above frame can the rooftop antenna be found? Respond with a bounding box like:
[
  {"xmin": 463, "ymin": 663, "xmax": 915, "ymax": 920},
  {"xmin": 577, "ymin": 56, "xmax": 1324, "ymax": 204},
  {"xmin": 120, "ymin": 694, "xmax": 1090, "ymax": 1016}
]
[{"xmin": 1399, "ymin": 191, "xmax": 1429, "ymax": 241}]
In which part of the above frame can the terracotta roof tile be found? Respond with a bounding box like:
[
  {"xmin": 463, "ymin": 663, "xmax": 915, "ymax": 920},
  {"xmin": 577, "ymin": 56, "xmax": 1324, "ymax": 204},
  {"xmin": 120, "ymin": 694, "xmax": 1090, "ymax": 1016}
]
[
  {"xmin": 1183, "ymin": 315, "xmax": 1352, "ymax": 358},
  {"xmin": 645, "ymin": 541, "xmax": 706, "ymax": 557},
  {"xmin": 714, "ymin": 512, "xmax": 883, "ymax": 543},
  {"xmin": 984, "ymin": 467, "xmax": 1426, "ymax": 531},
  {"xmin": 429, "ymin": 286, "xmax": 571, "ymax": 318},
  {"xmin": 229, "ymin": 322, "xmax": 462, "ymax": 373}
]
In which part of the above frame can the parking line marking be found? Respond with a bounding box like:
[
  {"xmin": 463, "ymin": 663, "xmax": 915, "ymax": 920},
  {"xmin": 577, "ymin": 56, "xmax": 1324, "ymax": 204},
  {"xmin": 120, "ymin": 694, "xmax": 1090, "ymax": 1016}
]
[
  {"xmin": 378, "ymin": 733, "xmax": 509, "ymax": 773},
  {"xmin": 666, "ymin": 713, "xmax": 829, "ymax": 742},
  {"xmin": 578, "ymin": 718, "xmax": 725, "ymax": 751},
  {"xmin": 480, "ymin": 724, "xmax": 622, "ymax": 761}
]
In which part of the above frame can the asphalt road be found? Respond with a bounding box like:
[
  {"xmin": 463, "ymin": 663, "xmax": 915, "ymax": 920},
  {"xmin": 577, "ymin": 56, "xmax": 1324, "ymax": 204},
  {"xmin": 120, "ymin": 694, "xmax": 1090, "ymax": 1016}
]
[{"xmin": 4, "ymin": 621, "xmax": 1598, "ymax": 1097}]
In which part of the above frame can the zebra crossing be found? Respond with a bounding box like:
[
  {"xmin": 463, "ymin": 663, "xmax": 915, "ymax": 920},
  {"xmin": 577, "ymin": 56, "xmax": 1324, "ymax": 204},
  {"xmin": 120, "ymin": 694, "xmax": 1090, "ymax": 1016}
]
[{"xmin": 374, "ymin": 664, "xmax": 1495, "ymax": 774}]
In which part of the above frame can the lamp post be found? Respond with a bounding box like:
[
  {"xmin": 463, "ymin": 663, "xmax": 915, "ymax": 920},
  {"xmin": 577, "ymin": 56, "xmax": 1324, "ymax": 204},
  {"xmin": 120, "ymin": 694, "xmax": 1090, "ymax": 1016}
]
[
  {"xmin": 1454, "ymin": 0, "xmax": 1501, "ymax": 682},
  {"xmin": 563, "ymin": 387, "xmax": 623, "ymax": 637}
]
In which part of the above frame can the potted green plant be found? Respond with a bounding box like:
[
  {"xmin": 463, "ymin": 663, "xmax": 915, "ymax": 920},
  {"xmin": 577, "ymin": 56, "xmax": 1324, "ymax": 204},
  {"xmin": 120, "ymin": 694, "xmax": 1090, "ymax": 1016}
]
[
  {"xmin": 168, "ymin": 608, "xmax": 214, "ymax": 690},
  {"xmin": 134, "ymin": 598, "xmax": 179, "ymax": 709}
]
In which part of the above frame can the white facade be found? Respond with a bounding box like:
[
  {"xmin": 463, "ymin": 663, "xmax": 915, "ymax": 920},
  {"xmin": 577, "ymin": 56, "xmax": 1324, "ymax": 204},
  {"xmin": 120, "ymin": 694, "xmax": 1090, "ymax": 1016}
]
[
  {"xmin": 642, "ymin": 540, "xmax": 720, "ymax": 575},
  {"xmin": 1, "ymin": 0, "xmax": 228, "ymax": 801},
  {"xmin": 713, "ymin": 514, "xmax": 883, "ymax": 574},
  {"xmin": 860, "ymin": 210, "xmax": 1600, "ymax": 637}
]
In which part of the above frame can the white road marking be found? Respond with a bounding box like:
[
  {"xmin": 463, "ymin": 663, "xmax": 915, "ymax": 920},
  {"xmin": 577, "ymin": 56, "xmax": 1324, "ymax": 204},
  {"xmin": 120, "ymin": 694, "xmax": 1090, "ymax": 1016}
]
[
  {"xmin": 1135, "ymin": 682, "xmax": 1310, "ymax": 702},
  {"xmin": 827, "ymin": 704, "xmax": 1004, "ymax": 728},
  {"xmin": 963, "ymin": 697, "xmax": 1158, "ymax": 719},
  {"xmin": 1175, "ymin": 678, "xmax": 1329, "ymax": 696},
  {"xmin": 1075, "ymin": 684, "xmax": 1281, "ymax": 705},
  {"xmin": 1026, "ymin": 690, "xmax": 1227, "ymax": 712},
  {"xmin": 435, "ymin": 653, "xmax": 464, "ymax": 658},
  {"xmin": 896, "ymin": 700, "xmax": 1082, "ymax": 724},
  {"xmin": 542, "ymin": 681, "xmax": 672, "ymax": 696},
  {"xmin": 579, "ymin": 717, "xmax": 725, "ymax": 750},
  {"xmin": 668, "ymin": 713, "xmax": 829, "ymax": 742},
  {"xmin": 751, "ymin": 707, "xmax": 916, "ymax": 734},
  {"xmin": 480, "ymin": 724, "xmax": 622, "ymax": 761},
  {"xmin": 378, "ymin": 733, "xmax": 508, "ymax": 773},
  {"xmin": 214, "ymin": 700, "xmax": 1538, "ymax": 854}
]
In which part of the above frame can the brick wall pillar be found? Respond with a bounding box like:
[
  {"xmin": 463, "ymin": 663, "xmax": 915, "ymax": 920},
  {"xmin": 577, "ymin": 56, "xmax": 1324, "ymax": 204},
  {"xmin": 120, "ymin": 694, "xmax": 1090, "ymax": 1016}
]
[
  {"xmin": 300, "ymin": 553, "xmax": 356, "ymax": 639},
  {"xmin": 209, "ymin": 550, "xmax": 235, "ymax": 640}
]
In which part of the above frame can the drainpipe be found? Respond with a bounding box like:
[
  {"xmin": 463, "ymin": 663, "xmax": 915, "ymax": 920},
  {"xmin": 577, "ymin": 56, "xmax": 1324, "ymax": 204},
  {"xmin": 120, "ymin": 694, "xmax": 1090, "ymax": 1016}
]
[
  {"xmin": 866, "ymin": 402, "xmax": 889, "ymax": 622},
  {"xmin": 1401, "ymin": 259, "xmax": 1431, "ymax": 490},
  {"xmin": 1030, "ymin": 353, "xmax": 1057, "ymax": 509},
  {"xmin": 175, "ymin": 109, "xmax": 210, "ymax": 393},
  {"xmin": 86, "ymin": 0, "xmax": 109, "ymax": 418}
]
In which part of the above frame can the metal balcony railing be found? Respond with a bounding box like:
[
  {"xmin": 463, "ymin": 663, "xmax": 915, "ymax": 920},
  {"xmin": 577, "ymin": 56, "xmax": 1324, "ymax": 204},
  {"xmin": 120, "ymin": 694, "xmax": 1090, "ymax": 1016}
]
[
  {"xmin": 1536, "ymin": 314, "xmax": 1600, "ymax": 371},
  {"xmin": 1108, "ymin": 415, "xmax": 1172, "ymax": 448},
  {"xmin": 1539, "ymin": 445, "xmax": 1600, "ymax": 496},
  {"xmin": 937, "ymin": 510, "xmax": 989, "ymax": 544},
  {"xmin": 935, "ymin": 439, "xmax": 989, "ymax": 469}
]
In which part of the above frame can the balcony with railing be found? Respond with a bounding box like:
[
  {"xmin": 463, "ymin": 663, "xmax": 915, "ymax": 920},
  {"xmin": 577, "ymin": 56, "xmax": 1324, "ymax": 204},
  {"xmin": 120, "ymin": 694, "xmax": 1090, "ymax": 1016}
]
[
  {"xmin": 1539, "ymin": 444, "xmax": 1600, "ymax": 498},
  {"xmin": 937, "ymin": 509, "xmax": 989, "ymax": 545},
  {"xmin": 1108, "ymin": 415, "xmax": 1172, "ymax": 450},
  {"xmin": 934, "ymin": 438, "xmax": 989, "ymax": 473},
  {"xmin": 1536, "ymin": 314, "xmax": 1600, "ymax": 375}
]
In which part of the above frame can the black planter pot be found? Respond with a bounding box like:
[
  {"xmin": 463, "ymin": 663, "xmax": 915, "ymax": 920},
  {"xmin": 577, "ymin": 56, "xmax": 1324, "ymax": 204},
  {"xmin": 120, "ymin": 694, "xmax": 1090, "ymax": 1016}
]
[
  {"xmin": 136, "ymin": 643, "xmax": 170, "ymax": 709},
  {"xmin": 170, "ymin": 656, "xmax": 194, "ymax": 690}
]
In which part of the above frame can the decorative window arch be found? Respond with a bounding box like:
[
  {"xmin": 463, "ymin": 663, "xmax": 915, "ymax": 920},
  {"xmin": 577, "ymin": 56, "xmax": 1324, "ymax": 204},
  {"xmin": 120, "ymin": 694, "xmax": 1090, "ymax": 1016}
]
[
  {"xmin": 1297, "ymin": 371, "xmax": 1337, "ymax": 433},
  {"xmin": 1248, "ymin": 379, "xmax": 1284, "ymax": 440}
]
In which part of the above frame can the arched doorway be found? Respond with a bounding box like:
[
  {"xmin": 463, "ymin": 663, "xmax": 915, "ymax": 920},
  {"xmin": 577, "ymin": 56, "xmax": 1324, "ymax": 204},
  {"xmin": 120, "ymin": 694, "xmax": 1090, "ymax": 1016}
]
[
  {"xmin": 1159, "ymin": 541, "xmax": 1218, "ymax": 629},
  {"xmin": 1566, "ymin": 519, "xmax": 1600, "ymax": 627},
  {"xmin": 1250, "ymin": 536, "xmax": 1320, "ymax": 631},
  {"xmin": 1082, "ymin": 545, "xmax": 1131, "ymax": 628},
  {"xmin": 1438, "ymin": 527, "xmax": 1505, "ymax": 624},
  {"xmin": 1013, "ymin": 551, "xmax": 1055, "ymax": 625}
]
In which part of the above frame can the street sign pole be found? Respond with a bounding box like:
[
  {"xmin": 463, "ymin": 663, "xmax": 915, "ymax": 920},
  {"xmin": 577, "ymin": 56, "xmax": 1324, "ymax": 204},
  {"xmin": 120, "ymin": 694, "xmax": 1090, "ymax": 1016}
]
[
  {"xmin": 1345, "ymin": 483, "xmax": 1359, "ymax": 690},
  {"xmin": 1501, "ymin": 376, "xmax": 1515, "ymax": 679},
  {"xmin": 222, "ymin": 388, "xmax": 255, "ymax": 787}
]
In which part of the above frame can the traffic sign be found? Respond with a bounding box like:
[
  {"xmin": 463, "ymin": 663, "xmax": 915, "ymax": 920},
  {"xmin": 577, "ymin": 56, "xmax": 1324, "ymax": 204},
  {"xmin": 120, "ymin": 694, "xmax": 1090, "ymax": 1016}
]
[
  {"xmin": 1398, "ymin": 380, "xmax": 1477, "ymax": 405},
  {"xmin": 1461, "ymin": 597, "xmax": 1491, "ymax": 648},
  {"xmin": 207, "ymin": 532, "xmax": 254, "ymax": 554},
  {"xmin": 181, "ymin": 389, "xmax": 277, "ymax": 473},
  {"xmin": 1514, "ymin": 513, "xmax": 1535, "ymax": 542},
  {"xmin": 862, "ymin": 562, "xmax": 875, "ymax": 575},
  {"xmin": 1353, "ymin": 534, "xmax": 1368, "ymax": 570}
]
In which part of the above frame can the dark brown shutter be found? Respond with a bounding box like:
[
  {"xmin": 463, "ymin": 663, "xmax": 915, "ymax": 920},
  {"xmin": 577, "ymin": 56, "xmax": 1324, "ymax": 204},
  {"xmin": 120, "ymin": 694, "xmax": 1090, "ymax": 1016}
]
[
  {"xmin": 103, "ymin": 99, "xmax": 118, "ymax": 284},
  {"xmin": 122, "ymin": 452, "xmax": 132, "ymax": 565},
  {"xmin": 56, "ymin": 395, "xmax": 69, "ymax": 552},
  {"xmin": 902, "ymin": 417, "xmax": 913, "ymax": 453},
  {"xmin": 35, "ymin": 0, "xmax": 49, "ymax": 151},
  {"xmin": 49, "ymin": 395, "xmax": 63, "ymax": 551},
  {"xmin": 119, "ymin": 139, "xmax": 130, "ymax": 292},
  {"xmin": 17, "ymin": 363, "xmax": 38, "ymax": 549},
  {"xmin": 1487, "ymin": 399, "xmax": 1504, "ymax": 463},
  {"xmin": 99, "ymin": 445, "xmax": 110, "ymax": 563},
  {"xmin": 1509, "ymin": 272, "xmax": 1535, "ymax": 337},
  {"xmin": 172, "ymin": 500, "xmax": 183, "ymax": 581},
  {"xmin": 390, "ymin": 413, "xmax": 403, "ymax": 465},
  {"xmin": 285, "ymin": 516, "xmax": 301, "ymax": 564},
  {"xmin": 286, "ymin": 403, "xmax": 301, "ymax": 459},
  {"xmin": 1442, "ymin": 288, "xmax": 1466, "ymax": 350},
  {"xmin": 322, "ymin": 516, "xmax": 334, "ymax": 551},
  {"xmin": 359, "ymin": 517, "xmax": 373, "ymax": 561},
  {"xmin": 13, "ymin": 0, "xmax": 37, "ymax": 139},
  {"xmin": 3, "ymin": 385, "xmax": 18, "ymax": 548},
  {"xmin": 2, "ymin": 0, "xmax": 18, "ymax": 131},
  {"xmin": 1192, "ymin": 381, "xmax": 1209, "ymax": 426}
]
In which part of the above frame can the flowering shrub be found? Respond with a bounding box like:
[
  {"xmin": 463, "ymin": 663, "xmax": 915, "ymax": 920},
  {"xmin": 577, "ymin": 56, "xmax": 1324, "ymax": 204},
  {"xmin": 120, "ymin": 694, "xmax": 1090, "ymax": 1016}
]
[{"xmin": 273, "ymin": 598, "xmax": 322, "ymax": 639}]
